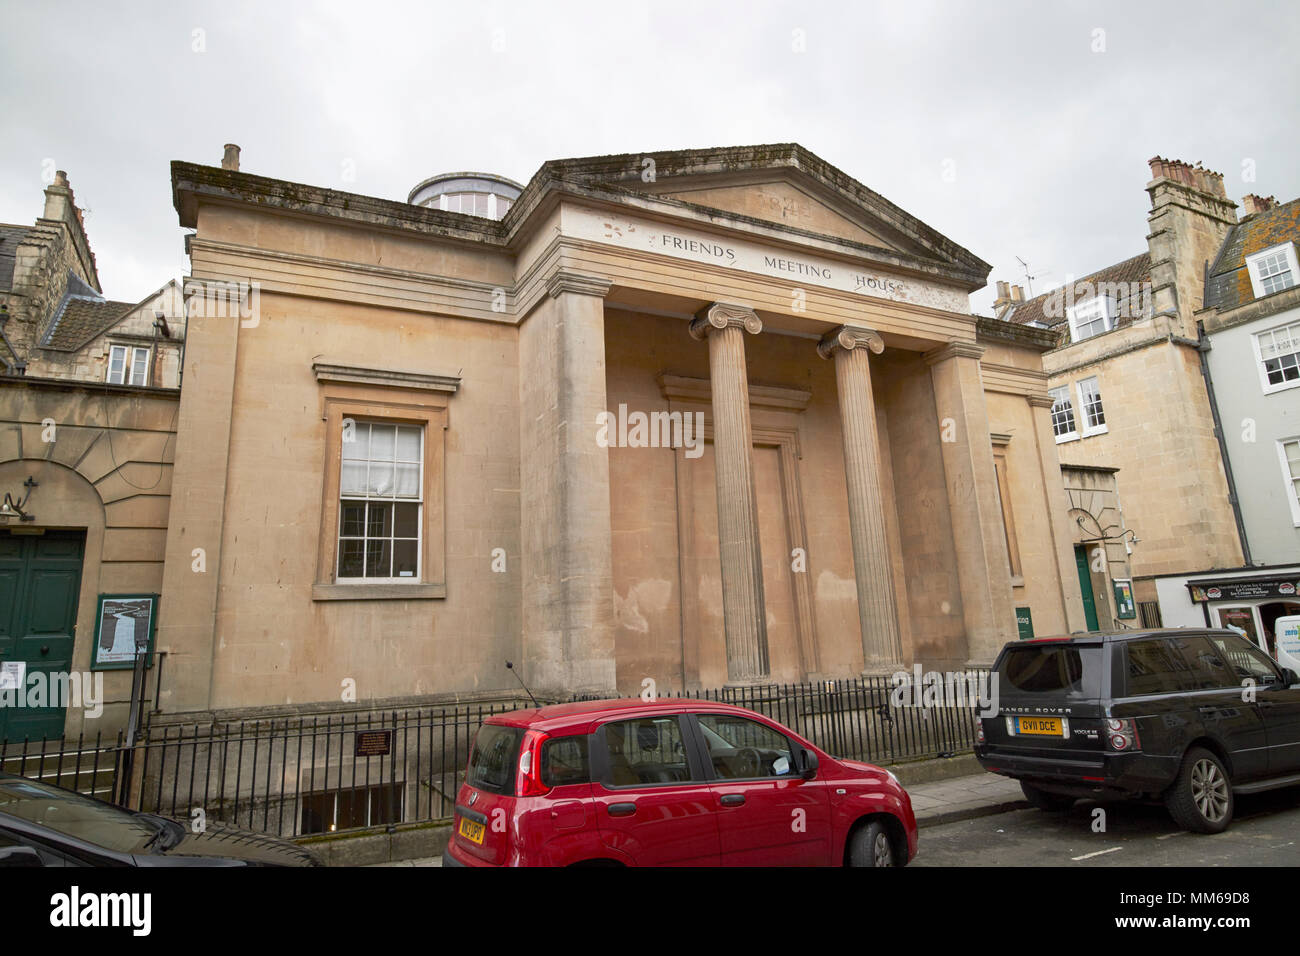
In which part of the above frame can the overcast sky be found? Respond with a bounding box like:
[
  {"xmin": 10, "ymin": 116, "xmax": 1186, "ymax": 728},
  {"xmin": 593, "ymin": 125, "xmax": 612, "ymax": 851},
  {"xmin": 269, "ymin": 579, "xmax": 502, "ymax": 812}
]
[{"xmin": 2, "ymin": 0, "xmax": 1297, "ymax": 314}]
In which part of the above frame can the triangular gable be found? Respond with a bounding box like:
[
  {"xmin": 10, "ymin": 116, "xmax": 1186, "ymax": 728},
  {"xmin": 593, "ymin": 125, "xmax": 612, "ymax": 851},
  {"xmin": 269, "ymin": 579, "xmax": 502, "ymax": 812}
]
[{"xmin": 537, "ymin": 144, "xmax": 990, "ymax": 286}]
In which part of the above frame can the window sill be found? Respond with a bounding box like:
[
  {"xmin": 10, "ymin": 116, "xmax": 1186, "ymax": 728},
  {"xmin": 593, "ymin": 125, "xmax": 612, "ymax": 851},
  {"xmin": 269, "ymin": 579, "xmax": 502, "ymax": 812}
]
[
  {"xmin": 1054, "ymin": 433, "xmax": 1079, "ymax": 444},
  {"xmin": 1009, "ymin": 575, "xmax": 1025, "ymax": 588},
  {"xmin": 1081, "ymin": 425, "xmax": 1109, "ymax": 438},
  {"xmin": 1261, "ymin": 378, "xmax": 1300, "ymax": 396},
  {"xmin": 312, "ymin": 583, "xmax": 446, "ymax": 601}
]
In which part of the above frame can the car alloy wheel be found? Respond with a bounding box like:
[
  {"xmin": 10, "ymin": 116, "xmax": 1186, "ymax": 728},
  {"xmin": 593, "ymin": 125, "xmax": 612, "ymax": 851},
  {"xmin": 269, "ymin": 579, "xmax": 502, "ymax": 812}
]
[
  {"xmin": 1190, "ymin": 757, "xmax": 1229, "ymax": 824},
  {"xmin": 872, "ymin": 829, "xmax": 893, "ymax": 867}
]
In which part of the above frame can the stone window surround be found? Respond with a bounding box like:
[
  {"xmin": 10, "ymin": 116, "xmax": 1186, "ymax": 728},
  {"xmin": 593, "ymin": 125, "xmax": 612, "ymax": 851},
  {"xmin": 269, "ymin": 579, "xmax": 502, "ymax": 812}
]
[
  {"xmin": 1049, "ymin": 384, "xmax": 1078, "ymax": 443},
  {"xmin": 990, "ymin": 433, "xmax": 1023, "ymax": 586},
  {"xmin": 1066, "ymin": 295, "xmax": 1115, "ymax": 343},
  {"xmin": 310, "ymin": 362, "xmax": 458, "ymax": 601}
]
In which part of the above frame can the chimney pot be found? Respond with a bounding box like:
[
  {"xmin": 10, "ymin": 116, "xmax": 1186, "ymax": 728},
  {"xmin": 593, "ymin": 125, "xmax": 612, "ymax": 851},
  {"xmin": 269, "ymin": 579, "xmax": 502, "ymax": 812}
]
[
  {"xmin": 1241, "ymin": 194, "xmax": 1278, "ymax": 217},
  {"xmin": 222, "ymin": 144, "xmax": 241, "ymax": 171},
  {"xmin": 996, "ymin": 280, "xmax": 1009, "ymax": 299},
  {"xmin": 53, "ymin": 170, "xmax": 69, "ymax": 187},
  {"xmin": 1011, "ymin": 285, "xmax": 1024, "ymax": 303}
]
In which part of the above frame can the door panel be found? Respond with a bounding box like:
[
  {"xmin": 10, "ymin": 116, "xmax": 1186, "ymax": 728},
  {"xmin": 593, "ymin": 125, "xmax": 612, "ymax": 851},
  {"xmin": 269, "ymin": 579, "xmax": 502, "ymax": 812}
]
[
  {"xmin": 693, "ymin": 712, "xmax": 831, "ymax": 865},
  {"xmin": 0, "ymin": 532, "xmax": 85, "ymax": 741},
  {"xmin": 1074, "ymin": 545, "xmax": 1099, "ymax": 631},
  {"xmin": 590, "ymin": 716, "xmax": 721, "ymax": 866}
]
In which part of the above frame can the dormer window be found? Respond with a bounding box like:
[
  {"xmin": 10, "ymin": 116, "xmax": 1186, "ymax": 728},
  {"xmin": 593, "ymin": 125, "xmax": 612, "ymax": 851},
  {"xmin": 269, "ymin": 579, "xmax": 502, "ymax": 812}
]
[
  {"xmin": 1246, "ymin": 244, "xmax": 1298, "ymax": 299},
  {"xmin": 1066, "ymin": 296, "xmax": 1114, "ymax": 342}
]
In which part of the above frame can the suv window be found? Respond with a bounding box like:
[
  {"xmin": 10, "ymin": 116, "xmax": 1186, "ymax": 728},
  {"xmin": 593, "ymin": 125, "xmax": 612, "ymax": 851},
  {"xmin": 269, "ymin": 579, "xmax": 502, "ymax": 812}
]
[
  {"xmin": 697, "ymin": 714, "xmax": 795, "ymax": 779},
  {"xmin": 467, "ymin": 724, "xmax": 524, "ymax": 796},
  {"xmin": 540, "ymin": 735, "xmax": 590, "ymax": 788},
  {"xmin": 1124, "ymin": 638, "xmax": 1211, "ymax": 695},
  {"xmin": 999, "ymin": 644, "xmax": 1102, "ymax": 697},
  {"xmin": 1209, "ymin": 633, "xmax": 1282, "ymax": 686},
  {"xmin": 601, "ymin": 717, "xmax": 692, "ymax": 787}
]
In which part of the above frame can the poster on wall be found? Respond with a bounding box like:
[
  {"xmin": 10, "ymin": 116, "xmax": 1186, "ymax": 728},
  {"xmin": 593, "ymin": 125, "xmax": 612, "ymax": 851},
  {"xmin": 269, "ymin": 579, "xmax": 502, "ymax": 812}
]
[
  {"xmin": 91, "ymin": 594, "xmax": 159, "ymax": 671},
  {"xmin": 1112, "ymin": 579, "xmax": 1136, "ymax": 620}
]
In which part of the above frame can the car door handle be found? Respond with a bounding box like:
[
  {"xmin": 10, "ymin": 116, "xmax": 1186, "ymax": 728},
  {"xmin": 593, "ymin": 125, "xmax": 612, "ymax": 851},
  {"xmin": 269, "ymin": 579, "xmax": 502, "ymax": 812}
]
[
  {"xmin": 607, "ymin": 802, "xmax": 637, "ymax": 817},
  {"xmin": 40, "ymin": 646, "xmax": 50, "ymax": 656},
  {"xmin": 720, "ymin": 794, "xmax": 746, "ymax": 807}
]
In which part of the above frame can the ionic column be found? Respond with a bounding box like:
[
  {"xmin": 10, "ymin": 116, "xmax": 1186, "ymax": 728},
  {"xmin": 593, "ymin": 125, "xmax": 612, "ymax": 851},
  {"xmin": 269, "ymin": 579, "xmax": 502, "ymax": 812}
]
[
  {"xmin": 689, "ymin": 303, "xmax": 769, "ymax": 684},
  {"xmin": 818, "ymin": 325, "xmax": 903, "ymax": 671}
]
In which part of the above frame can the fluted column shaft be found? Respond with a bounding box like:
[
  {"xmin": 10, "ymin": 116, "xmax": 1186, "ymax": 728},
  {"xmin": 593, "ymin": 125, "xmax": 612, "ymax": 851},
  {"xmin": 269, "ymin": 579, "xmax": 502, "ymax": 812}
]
[
  {"xmin": 819, "ymin": 326, "xmax": 903, "ymax": 670},
  {"xmin": 690, "ymin": 303, "xmax": 769, "ymax": 684}
]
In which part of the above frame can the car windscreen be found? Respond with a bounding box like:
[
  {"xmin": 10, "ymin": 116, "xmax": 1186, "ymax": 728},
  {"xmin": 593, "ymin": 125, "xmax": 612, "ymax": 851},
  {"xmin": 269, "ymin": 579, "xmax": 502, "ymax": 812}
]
[
  {"xmin": 467, "ymin": 724, "xmax": 524, "ymax": 796},
  {"xmin": 0, "ymin": 777, "xmax": 159, "ymax": 854},
  {"xmin": 997, "ymin": 643, "xmax": 1103, "ymax": 698}
]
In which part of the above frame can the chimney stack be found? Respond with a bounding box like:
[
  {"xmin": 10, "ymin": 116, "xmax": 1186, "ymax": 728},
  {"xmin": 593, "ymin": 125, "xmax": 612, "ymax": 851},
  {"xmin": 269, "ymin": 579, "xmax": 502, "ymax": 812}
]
[
  {"xmin": 993, "ymin": 281, "xmax": 1025, "ymax": 318},
  {"xmin": 222, "ymin": 144, "xmax": 241, "ymax": 171},
  {"xmin": 1147, "ymin": 156, "xmax": 1227, "ymax": 200},
  {"xmin": 1241, "ymin": 194, "xmax": 1278, "ymax": 217}
]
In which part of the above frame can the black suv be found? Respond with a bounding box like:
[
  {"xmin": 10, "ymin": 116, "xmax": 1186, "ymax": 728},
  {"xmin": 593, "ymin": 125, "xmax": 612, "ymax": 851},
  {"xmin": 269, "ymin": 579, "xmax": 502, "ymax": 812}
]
[{"xmin": 975, "ymin": 629, "xmax": 1300, "ymax": 833}]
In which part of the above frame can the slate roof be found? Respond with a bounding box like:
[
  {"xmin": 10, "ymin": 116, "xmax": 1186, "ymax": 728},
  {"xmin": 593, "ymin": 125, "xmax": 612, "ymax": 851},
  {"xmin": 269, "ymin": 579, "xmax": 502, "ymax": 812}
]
[
  {"xmin": 40, "ymin": 271, "xmax": 134, "ymax": 350},
  {"xmin": 1206, "ymin": 198, "xmax": 1300, "ymax": 312},
  {"xmin": 1007, "ymin": 252, "xmax": 1152, "ymax": 331},
  {"xmin": 0, "ymin": 223, "xmax": 31, "ymax": 293}
]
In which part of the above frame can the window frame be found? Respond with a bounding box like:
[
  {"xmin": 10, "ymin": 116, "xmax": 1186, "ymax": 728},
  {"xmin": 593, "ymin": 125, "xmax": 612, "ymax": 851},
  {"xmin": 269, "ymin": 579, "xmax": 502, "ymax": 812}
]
[
  {"xmin": 1076, "ymin": 376, "xmax": 1108, "ymax": 437},
  {"xmin": 336, "ymin": 421, "xmax": 425, "ymax": 584},
  {"xmin": 1277, "ymin": 437, "xmax": 1300, "ymax": 527},
  {"xmin": 313, "ymin": 390, "xmax": 448, "ymax": 601},
  {"xmin": 1252, "ymin": 319, "xmax": 1300, "ymax": 395},
  {"xmin": 1049, "ymin": 385, "xmax": 1078, "ymax": 443},
  {"xmin": 107, "ymin": 345, "xmax": 151, "ymax": 386},
  {"xmin": 1066, "ymin": 295, "xmax": 1114, "ymax": 343},
  {"xmin": 1245, "ymin": 243, "xmax": 1299, "ymax": 300}
]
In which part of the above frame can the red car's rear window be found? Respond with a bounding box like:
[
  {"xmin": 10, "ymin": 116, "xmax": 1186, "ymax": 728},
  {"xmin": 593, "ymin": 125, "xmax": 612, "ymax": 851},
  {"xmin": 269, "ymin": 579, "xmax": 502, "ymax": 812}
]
[{"xmin": 467, "ymin": 724, "xmax": 523, "ymax": 795}]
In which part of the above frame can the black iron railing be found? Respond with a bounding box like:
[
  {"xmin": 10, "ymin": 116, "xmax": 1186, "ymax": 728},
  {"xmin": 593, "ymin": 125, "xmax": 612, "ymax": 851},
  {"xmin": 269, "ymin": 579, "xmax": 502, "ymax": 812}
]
[{"xmin": 1, "ymin": 673, "xmax": 986, "ymax": 840}]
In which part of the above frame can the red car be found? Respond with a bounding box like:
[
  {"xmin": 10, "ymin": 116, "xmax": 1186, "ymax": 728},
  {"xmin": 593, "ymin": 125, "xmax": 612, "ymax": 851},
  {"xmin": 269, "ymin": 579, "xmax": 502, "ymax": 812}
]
[{"xmin": 443, "ymin": 698, "xmax": 916, "ymax": 867}]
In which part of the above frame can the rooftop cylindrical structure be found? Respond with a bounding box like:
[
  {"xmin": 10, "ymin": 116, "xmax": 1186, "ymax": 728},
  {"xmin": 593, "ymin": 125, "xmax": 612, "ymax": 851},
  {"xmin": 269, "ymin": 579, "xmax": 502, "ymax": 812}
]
[{"xmin": 407, "ymin": 171, "xmax": 523, "ymax": 221}]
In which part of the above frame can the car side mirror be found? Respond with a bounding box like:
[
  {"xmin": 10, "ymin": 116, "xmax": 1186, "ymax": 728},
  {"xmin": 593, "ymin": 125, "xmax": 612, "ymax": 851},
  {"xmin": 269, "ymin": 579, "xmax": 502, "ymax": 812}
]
[
  {"xmin": 0, "ymin": 845, "xmax": 43, "ymax": 867},
  {"xmin": 1281, "ymin": 667, "xmax": 1299, "ymax": 688},
  {"xmin": 798, "ymin": 748, "xmax": 818, "ymax": 779}
]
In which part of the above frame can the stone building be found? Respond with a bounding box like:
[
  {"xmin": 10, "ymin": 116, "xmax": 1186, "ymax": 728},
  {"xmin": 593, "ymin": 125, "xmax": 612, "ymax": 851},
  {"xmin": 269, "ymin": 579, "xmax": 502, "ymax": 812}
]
[
  {"xmin": 999, "ymin": 157, "xmax": 1248, "ymax": 624},
  {"xmin": 0, "ymin": 174, "xmax": 184, "ymax": 740},
  {"xmin": 153, "ymin": 142, "xmax": 1086, "ymax": 721},
  {"xmin": 1155, "ymin": 192, "xmax": 1300, "ymax": 646}
]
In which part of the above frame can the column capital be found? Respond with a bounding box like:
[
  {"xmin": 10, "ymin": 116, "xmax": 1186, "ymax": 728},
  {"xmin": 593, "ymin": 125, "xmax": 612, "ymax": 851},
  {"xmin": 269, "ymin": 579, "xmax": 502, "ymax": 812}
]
[
  {"xmin": 922, "ymin": 340, "xmax": 985, "ymax": 366},
  {"xmin": 817, "ymin": 325, "xmax": 884, "ymax": 360},
  {"xmin": 690, "ymin": 302, "xmax": 762, "ymax": 339},
  {"xmin": 546, "ymin": 268, "xmax": 612, "ymax": 299},
  {"xmin": 1026, "ymin": 391, "xmax": 1057, "ymax": 409}
]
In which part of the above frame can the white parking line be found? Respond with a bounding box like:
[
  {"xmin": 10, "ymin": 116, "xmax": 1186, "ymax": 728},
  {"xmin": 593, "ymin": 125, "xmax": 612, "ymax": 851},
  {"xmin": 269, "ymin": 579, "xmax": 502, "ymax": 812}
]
[
  {"xmin": 1156, "ymin": 831, "xmax": 1185, "ymax": 841},
  {"xmin": 1071, "ymin": 846, "xmax": 1122, "ymax": 861}
]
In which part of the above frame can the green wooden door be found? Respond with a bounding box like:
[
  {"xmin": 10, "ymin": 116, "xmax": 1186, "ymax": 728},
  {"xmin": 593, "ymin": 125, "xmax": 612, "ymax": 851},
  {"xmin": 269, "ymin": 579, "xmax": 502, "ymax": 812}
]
[
  {"xmin": 0, "ymin": 531, "xmax": 84, "ymax": 741},
  {"xmin": 1073, "ymin": 544, "xmax": 1100, "ymax": 632}
]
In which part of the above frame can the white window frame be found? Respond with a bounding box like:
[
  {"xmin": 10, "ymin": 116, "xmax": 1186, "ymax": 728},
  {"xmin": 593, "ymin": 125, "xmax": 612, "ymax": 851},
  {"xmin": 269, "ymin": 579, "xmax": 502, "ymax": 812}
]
[
  {"xmin": 1252, "ymin": 318, "xmax": 1300, "ymax": 395},
  {"xmin": 1278, "ymin": 438, "xmax": 1300, "ymax": 527},
  {"xmin": 106, "ymin": 344, "xmax": 150, "ymax": 385},
  {"xmin": 336, "ymin": 421, "xmax": 425, "ymax": 584},
  {"xmin": 1066, "ymin": 296, "xmax": 1114, "ymax": 343},
  {"xmin": 1076, "ymin": 376, "xmax": 1108, "ymax": 437},
  {"xmin": 1049, "ymin": 385, "xmax": 1078, "ymax": 443},
  {"xmin": 1246, "ymin": 243, "xmax": 1299, "ymax": 299}
]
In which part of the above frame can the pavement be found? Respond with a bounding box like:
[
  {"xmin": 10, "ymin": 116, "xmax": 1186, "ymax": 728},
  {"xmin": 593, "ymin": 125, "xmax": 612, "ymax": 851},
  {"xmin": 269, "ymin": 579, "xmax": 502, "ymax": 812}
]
[{"xmin": 365, "ymin": 768, "xmax": 1026, "ymax": 866}]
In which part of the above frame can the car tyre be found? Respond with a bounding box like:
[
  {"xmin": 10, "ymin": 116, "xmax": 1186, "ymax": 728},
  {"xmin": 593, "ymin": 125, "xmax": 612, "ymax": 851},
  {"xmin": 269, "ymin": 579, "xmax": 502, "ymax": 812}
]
[
  {"xmin": 1020, "ymin": 781, "xmax": 1075, "ymax": 811},
  {"xmin": 1164, "ymin": 746, "xmax": 1233, "ymax": 834},
  {"xmin": 848, "ymin": 820, "xmax": 897, "ymax": 867}
]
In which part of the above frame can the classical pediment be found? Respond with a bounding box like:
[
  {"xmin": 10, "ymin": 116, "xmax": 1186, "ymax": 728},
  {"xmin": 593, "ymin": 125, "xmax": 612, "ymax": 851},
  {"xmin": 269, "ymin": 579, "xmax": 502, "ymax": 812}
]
[{"xmin": 537, "ymin": 144, "xmax": 990, "ymax": 287}]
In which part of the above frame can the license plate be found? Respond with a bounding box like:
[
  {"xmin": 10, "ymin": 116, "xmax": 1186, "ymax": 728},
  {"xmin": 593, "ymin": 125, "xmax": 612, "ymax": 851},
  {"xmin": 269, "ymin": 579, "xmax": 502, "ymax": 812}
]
[
  {"xmin": 1014, "ymin": 716, "xmax": 1064, "ymax": 736},
  {"xmin": 458, "ymin": 817, "xmax": 485, "ymax": 845}
]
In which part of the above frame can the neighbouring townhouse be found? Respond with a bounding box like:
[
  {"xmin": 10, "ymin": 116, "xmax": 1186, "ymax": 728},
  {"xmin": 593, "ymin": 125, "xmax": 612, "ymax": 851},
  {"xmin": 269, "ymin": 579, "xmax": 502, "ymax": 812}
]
[
  {"xmin": 998, "ymin": 157, "xmax": 1249, "ymax": 631},
  {"xmin": 1154, "ymin": 194, "xmax": 1300, "ymax": 647},
  {"xmin": 0, "ymin": 172, "xmax": 184, "ymax": 740}
]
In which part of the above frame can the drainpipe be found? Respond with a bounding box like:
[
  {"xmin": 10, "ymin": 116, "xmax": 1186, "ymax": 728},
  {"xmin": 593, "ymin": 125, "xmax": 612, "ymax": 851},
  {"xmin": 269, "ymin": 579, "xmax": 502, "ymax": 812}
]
[{"xmin": 1194, "ymin": 319, "xmax": 1252, "ymax": 565}]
